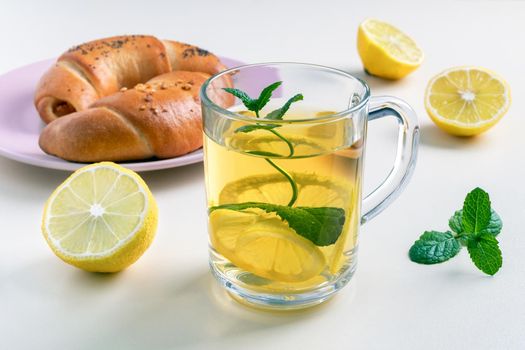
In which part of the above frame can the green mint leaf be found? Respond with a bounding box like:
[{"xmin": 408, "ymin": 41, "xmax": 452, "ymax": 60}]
[
  {"xmin": 449, "ymin": 210, "xmax": 464, "ymax": 234},
  {"xmin": 210, "ymin": 202, "xmax": 345, "ymax": 246},
  {"xmin": 462, "ymin": 187, "xmax": 491, "ymax": 234},
  {"xmin": 481, "ymin": 210, "xmax": 502, "ymax": 236},
  {"xmin": 409, "ymin": 231, "xmax": 461, "ymax": 264},
  {"xmin": 222, "ymin": 88, "xmax": 258, "ymax": 111},
  {"xmin": 467, "ymin": 234, "xmax": 502, "ymax": 275},
  {"xmin": 410, "ymin": 187, "xmax": 504, "ymax": 275},
  {"xmin": 255, "ymin": 81, "xmax": 282, "ymax": 112},
  {"xmin": 266, "ymin": 94, "xmax": 304, "ymax": 120},
  {"xmin": 449, "ymin": 209, "xmax": 502, "ymax": 237},
  {"xmin": 223, "ymin": 82, "xmax": 282, "ymax": 115},
  {"xmin": 234, "ymin": 124, "xmax": 280, "ymax": 134}
]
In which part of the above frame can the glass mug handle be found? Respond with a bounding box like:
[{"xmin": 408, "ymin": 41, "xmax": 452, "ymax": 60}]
[{"xmin": 361, "ymin": 96, "xmax": 420, "ymax": 224}]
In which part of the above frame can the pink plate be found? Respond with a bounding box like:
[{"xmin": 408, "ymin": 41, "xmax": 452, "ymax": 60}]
[{"xmin": 0, "ymin": 57, "xmax": 244, "ymax": 172}]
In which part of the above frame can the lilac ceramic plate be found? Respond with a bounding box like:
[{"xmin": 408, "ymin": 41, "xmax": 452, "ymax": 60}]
[{"xmin": 0, "ymin": 57, "xmax": 244, "ymax": 172}]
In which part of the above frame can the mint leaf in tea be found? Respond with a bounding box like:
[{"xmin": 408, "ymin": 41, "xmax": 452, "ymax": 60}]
[{"xmin": 223, "ymin": 82, "xmax": 309, "ymax": 211}]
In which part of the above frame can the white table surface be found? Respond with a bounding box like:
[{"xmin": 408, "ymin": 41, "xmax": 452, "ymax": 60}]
[{"xmin": 1, "ymin": 1, "xmax": 524, "ymax": 349}]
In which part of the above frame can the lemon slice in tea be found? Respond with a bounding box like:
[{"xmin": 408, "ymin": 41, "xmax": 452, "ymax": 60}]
[
  {"xmin": 210, "ymin": 173, "xmax": 354, "ymax": 281},
  {"xmin": 219, "ymin": 173, "xmax": 351, "ymax": 208},
  {"xmin": 226, "ymin": 132, "xmax": 326, "ymax": 158},
  {"xmin": 209, "ymin": 209, "xmax": 326, "ymax": 282}
]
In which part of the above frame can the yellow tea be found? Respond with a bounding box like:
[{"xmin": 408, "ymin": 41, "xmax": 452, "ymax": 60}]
[{"xmin": 204, "ymin": 105, "xmax": 363, "ymax": 294}]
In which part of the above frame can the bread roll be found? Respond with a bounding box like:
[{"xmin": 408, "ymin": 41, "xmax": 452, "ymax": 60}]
[
  {"xmin": 35, "ymin": 35, "xmax": 231, "ymax": 123},
  {"xmin": 35, "ymin": 35, "xmax": 234, "ymax": 162},
  {"xmin": 39, "ymin": 71, "xmax": 233, "ymax": 162}
]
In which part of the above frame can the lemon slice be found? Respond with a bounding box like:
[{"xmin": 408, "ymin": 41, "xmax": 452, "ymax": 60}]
[
  {"xmin": 210, "ymin": 210, "xmax": 326, "ymax": 282},
  {"xmin": 425, "ymin": 67, "xmax": 511, "ymax": 136},
  {"xmin": 357, "ymin": 18, "xmax": 423, "ymax": 79},
  {"xmin": 226, "ymin": 132, "xmax": 326, "ymax": 158},
  {"xmin": 219, "ymin": 173, "xmax": 350, "ymax": 208},
  {"xmin": 210, "ymin": 173, "xmax": 354, "ymax": 281},
  {"xmin": 42, "ymin": 162, "xmax": 158, "ymax": 272}
]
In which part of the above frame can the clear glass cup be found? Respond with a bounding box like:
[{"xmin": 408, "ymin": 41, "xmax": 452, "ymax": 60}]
[{"xmin": 201, "ymin": 63, "xmax": 419, "ymax": 310}]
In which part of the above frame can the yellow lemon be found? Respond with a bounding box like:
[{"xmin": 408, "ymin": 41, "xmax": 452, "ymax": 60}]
[
  {"xmin": 42, "ymin": 162, "xmax": 158, "ymax": 272},
  {"xmin": 209, "ymin": 209, "xmax": 326, "ymax": 282},
  {"xmin": 226, "ymin": 132, "xmax": 326, "ymax": 158},
  {"xmin": 209, "ymin": 173, "xmax": 354, "ymax": 282},
  {"xmin": 425, "ymin": 67, "xmax": 511, "ymax": 136},
  {"xmin": 357, "ymin": 18, "xmax": 424, "ymax": 79}
]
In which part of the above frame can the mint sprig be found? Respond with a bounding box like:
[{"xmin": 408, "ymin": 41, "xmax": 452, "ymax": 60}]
[
  {"xmin": 224, "ymin": 81, "xmax": 282, "ymax": 118},
  {"xmin": 218, "ymin": 82, "xmax": 345, "ymax": 247},
  {"xmin": 228, "ymin": 81, "xmax": 301, "ymax": 157},
  {"xmin": 224, "ymin": 81, "xmax": 303, "ymax": 205},
  {"xmin": 409, "ymin": 188, "xmax": 503, "ymax": 275}
]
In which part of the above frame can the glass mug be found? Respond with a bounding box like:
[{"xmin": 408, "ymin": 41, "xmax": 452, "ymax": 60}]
[{"xmin": 201, "ymin": 63, "xmax": 419, "ymax": 310}]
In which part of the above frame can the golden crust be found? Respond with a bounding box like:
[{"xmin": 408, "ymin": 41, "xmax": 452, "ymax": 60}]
[
  {"xmin": 35, "ymin": 35, "xmax": 234, "ymax": 162},
  {"xmin": 39, "ymin": 107, "xmax": 151, "ymax": 162},
  {"xmin": 59, "ymin": 35, "xmax": 171, "ymax": 96},
  {"xmin": 34, "ymin": 62, "xmax": 100, "ymax": 124},
  {"xmin": 92, "ymin": 71, "xmax": 208, "ymax": 159},
  {"xmin": 39, "ymin": 71, "xmax": 233, "ymax": 162}
]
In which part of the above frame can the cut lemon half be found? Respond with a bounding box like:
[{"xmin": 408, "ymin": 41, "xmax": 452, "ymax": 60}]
[
  {"xmin": 357, "ymin": 18, "xmax": 423, "ymax": 79},
  {"xmin": 42, "ymin": 162, "xmax": 158, "ymax": 272},
  {"xmin": 210, "ymin": 173, "xmax": 355, "ymax": 281},
  {"xmin": 425, "ymin": 67, "xmax": 511, "ymax": 136}
]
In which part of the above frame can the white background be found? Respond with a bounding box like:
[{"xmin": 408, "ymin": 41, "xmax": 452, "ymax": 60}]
[{"xmin": 1, "ymin": 1, "xmax": 524, "ymax": 349}]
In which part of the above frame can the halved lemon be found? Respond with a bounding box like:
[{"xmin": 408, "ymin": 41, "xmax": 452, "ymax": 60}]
[
  {"xmin": 425, "ymin": 67, "xmax": 511, "ymax": 136},
  {"xmin": 209, "ymin": 173, "xmax": 355, "ymax": 281},
  {"xmin": 42, "ymin": 162, "xmax": 158, "ymax": 272},
  {"xmin": 357, "ymin": 18, "xmax": 424, "ymax": 79}
]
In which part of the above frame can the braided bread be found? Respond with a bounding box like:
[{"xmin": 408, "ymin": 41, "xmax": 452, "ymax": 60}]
[{"xmin": 34, "ymin": 35, "xmax": 233, "ymax": 162}]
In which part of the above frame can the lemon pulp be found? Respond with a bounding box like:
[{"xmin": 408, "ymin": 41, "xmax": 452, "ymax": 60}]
[
  {"xmin": 42, "ymin": 162, "xmax": 158, "ymax": 272},
  {"xmin": 210, "ymin": 209, "xmax": 326, "ymax": 282},
  {"xmin": 209, "ymin": 173, "xmax": 355, "ymax": 283},
  {"xmin": 425, "ymin": 67, "xmax": 511, "ymax": 136},
  {"xmin": 357, "ymin": 18, "xmax": 424, "ymax": 79}
]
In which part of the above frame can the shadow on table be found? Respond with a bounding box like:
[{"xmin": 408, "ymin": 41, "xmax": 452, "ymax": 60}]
[
  {"xmin": 0, "ymin": 156, "xmax": 204, "ymax": 200},
  {"xmin": 103, "ymin": 274, "xmax": 332, "ymax": 349},
  {"xmin": 102, "ymin": 273, "xmax": 337, "ymax": 349},
  {"xmin": 419, "ymin": 124, "xmax": 484, "ymax": 149},
  {"xmin": 9, "ymin": 259, "xmax": 340, "ymax": 349},
  {"xmin": 337, "ymin": 66, "xmax": 406, "ymax": 91}
]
